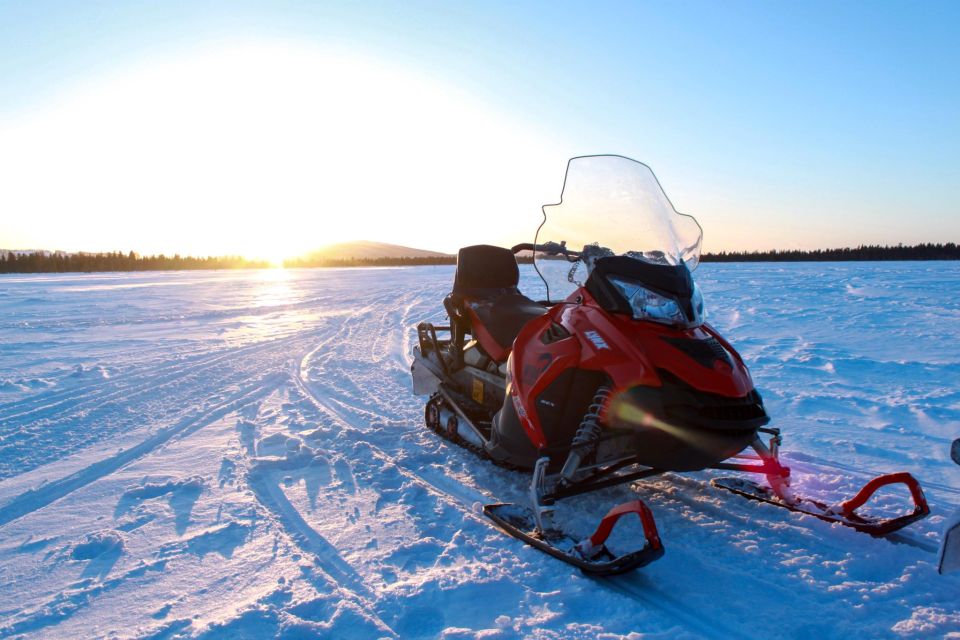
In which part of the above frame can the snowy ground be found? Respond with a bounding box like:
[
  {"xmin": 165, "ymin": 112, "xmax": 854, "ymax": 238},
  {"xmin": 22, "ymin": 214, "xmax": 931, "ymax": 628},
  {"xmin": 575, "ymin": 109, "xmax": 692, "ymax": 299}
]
[{"xmin": 0, "ymin": 263, "xmax": 958, "ymax": 639}]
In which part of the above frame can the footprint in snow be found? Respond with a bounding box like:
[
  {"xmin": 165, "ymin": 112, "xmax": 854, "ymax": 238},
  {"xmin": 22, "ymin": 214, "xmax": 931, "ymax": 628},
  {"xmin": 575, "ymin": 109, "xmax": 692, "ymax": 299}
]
[
  {"xmin": 70, "ymin": 530, "xmax": 125, "ymax": 580},
  {"xmin": 114, "ymin": 476, "xmax": 205, "ymax": 535}
]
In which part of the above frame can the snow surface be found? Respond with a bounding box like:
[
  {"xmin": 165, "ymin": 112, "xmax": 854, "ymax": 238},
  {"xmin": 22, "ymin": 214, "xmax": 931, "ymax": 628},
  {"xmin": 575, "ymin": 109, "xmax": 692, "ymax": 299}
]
[{"xmin": 0, "ymin": 263, "xmax": 958, "ymax": 639}]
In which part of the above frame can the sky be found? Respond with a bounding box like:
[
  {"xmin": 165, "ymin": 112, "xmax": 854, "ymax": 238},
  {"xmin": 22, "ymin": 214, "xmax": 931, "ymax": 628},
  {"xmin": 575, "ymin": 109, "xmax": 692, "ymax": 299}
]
[{"xmin": 0, "ymin": 0, "xmax": 957, "ymax": 259}]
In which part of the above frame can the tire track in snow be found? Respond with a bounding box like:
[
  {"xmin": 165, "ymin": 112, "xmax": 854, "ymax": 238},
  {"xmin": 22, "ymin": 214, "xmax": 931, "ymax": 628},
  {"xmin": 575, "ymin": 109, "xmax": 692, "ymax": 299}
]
[
  {"xmin": 246, "ymin": 467, "xmax": 377, "ymax": 601},
  {"xmin": 294, "ymin": 370, "xmax": 493, "ymax": 509},
  {"xmin": 0, "ymin": 555, "xmax": 171, "ymax": 637},
  {"xmin": 243, "ymin": 464, "xmax": 399, "ymax": 638},
  {"xmin": 783, "ymin": 453, "xmax": 960, "ymax": 500},
  {"xmin": 294, "ymin": 296, "xmax": 498, "ymax": 512},
  {"xmin": 0, "ymin": 325, "xmax": 340, "ymax": 481},
  {"xmin": 0, "ymin": 373, "xmax": 284, "ymax": 528},
  {"xmin": 294, "ymin": 307, "xmax": 494, "ymax": 511},
  {"xmin": 0, "ymin": 343, "xmax": 224, "ymax": 420},
  {"xmin": 0, "ymin": 331, "xmax": 311, "ymax": 425},
  {"xmin": 236, "ymin": 308, "xmax": 396, "ymax": 577},
  {"xmin": 0, "ymin": 289, "xmax": 348, "ymax": 424},
  {"xmin": 225, "ymin": 309, "xmax": 410, "ymax": 636},
  {"xmin": 297, "ymin": 301, "xmax": 497, "ymax": 509}
]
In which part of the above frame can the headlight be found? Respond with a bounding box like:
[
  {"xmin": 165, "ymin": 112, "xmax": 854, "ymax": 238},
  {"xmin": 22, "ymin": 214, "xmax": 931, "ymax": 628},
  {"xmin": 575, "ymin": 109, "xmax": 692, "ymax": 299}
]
[{"xmin": 609, "ymin": 276, "xmax": 705, "ymax": 327}]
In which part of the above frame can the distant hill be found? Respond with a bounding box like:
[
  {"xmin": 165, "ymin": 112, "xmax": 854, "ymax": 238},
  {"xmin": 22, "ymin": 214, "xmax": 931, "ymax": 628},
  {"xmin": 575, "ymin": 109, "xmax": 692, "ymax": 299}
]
[{"xmin": 302, "ymin": 241, "xmax": 451, "ymax": 261}]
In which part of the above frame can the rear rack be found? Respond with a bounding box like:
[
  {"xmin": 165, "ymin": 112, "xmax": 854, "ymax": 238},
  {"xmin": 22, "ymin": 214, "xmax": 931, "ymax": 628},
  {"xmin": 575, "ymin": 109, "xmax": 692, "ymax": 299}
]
[{"xmin": 417, "ymin": 322, "xmax": 451, "ymax": 373}]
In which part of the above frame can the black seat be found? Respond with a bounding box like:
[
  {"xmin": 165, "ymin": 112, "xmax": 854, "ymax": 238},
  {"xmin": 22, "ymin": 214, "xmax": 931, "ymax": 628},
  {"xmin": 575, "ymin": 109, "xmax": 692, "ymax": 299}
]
[
  {"xmin": 450, "ymin": 244, "xmax": 518, "ymax": 292},
  {"xmin": 447, "ymin": 245, "xmax": 547, "ymax": 360},
  {"xmin": 466, "ymin": 293, "xmax": 548, "ymax": 356}
]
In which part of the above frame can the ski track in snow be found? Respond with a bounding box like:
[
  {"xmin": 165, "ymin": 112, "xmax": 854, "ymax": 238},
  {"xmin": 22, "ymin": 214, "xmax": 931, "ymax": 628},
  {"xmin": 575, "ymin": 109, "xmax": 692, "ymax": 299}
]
[{"xmin": 0, "ymin": 264, "xmax": 958, "ymax": 639}]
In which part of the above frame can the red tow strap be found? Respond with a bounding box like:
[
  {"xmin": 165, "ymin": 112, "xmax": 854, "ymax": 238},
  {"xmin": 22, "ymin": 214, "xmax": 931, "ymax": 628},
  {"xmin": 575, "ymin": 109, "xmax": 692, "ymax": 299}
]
[
  {"xmin": 585, "ymin": 499, "xmax": 662, "ymax": 551},
  {"xmin": 838, "ymin": 472, "xmax": 929, "ymax": 517}
]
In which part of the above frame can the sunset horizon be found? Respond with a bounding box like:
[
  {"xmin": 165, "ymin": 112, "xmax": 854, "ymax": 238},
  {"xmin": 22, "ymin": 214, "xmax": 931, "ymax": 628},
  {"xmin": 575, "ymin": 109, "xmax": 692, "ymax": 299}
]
[{"xmin": 2, "ymin": 4, "xmax": 958, "ymax": 258}]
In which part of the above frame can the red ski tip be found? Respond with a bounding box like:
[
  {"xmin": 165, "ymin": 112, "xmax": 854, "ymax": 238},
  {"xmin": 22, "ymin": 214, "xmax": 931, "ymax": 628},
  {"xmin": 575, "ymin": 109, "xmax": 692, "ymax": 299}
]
[
  {"xmin": 578, "ymin": 499, "xmax": 663, "ymax": 557},
  {"xmin": 836, "ymin": 472, "xmax": 929, "ymax": 523}
]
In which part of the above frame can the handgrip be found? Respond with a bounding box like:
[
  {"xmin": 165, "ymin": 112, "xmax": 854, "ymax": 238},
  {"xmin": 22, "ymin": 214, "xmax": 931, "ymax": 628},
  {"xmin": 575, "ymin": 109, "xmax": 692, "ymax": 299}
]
[{"xmin": 510, "ymin": 241, "xmax": 577, "ymax": 257}]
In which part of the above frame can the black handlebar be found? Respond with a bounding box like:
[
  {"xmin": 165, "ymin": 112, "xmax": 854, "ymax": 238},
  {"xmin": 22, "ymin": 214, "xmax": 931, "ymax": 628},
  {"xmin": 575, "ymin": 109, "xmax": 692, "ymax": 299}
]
[{"xmin": 511, "ymin": 241, "xmax": 579, "ymax": 258}]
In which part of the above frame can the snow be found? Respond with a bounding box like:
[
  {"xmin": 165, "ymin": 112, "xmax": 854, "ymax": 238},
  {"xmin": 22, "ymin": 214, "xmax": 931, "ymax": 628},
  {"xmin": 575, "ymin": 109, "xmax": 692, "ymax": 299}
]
[{"xmin": 0, "ymin": 263, "xmax": 958, "ymax": 639}]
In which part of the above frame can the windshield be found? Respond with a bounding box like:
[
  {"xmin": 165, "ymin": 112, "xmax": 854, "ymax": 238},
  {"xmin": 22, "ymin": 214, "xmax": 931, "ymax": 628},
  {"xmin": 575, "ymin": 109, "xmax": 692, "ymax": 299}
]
[{"xmin": 534, "ymin": 155, "xmax": 702, "ymax": 303}]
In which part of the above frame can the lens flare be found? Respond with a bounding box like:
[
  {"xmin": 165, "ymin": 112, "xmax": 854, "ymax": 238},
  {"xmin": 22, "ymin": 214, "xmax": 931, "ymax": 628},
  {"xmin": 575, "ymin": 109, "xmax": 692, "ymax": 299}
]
[{"xmin": 608, "ymin": 389, "xmax": 730, "ymax": 458}]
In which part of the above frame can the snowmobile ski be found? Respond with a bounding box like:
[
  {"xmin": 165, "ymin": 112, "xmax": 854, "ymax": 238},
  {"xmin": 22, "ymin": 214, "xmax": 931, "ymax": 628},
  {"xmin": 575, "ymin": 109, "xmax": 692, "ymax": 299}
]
[
  {"xmin": 712, "ymin": 473, "xmax": 929, "ymax": 536},
  {"xmin": 483, "ymin": 500, "xmax": 664, "ymax": 576}
]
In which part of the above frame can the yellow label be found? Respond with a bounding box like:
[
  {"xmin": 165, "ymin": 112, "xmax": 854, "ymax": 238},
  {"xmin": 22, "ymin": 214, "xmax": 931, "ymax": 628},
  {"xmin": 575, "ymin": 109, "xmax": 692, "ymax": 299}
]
[{"xmin": 472, "ymin": 378, "xmax": 484, "ymax": 403}]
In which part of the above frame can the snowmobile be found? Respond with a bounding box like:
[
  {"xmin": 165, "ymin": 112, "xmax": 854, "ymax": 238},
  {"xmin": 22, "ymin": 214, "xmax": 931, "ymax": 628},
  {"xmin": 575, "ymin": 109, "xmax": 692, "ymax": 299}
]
[
  {"xmin": 938, "ymin": 438, "xmax": 960, "ymax": 574},
  {"xmin": 410, "ymin": 155, "xmax": 930, "ymax": 575}
]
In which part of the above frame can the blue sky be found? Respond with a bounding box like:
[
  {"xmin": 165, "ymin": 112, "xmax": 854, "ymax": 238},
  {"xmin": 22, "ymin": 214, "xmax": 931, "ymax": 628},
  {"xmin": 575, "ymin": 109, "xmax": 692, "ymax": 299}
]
[{"xmin": 0, "ymin": 1, "xmax": 957, "ymax": 256}]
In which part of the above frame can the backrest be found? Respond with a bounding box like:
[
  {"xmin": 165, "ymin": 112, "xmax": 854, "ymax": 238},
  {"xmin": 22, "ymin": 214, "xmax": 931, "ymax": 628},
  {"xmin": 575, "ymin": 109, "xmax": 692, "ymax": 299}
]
[{"xmin": 453, "ymin": 245, "xmax": 519, "ymax": 295}]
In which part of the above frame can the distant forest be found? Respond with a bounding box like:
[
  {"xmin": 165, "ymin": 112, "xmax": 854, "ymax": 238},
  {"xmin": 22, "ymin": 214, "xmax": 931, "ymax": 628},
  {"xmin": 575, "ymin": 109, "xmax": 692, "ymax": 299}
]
[
  {"xmin": 700, "ymin": 242, "xmax": 959, "ymax": 262},
  {"xmin": 0, "ymin": 251, "xmax": 268, "ymax": 273},
  {"xmin": 1, "ymin": 243, "xmax": 958, "ymax": 273}
]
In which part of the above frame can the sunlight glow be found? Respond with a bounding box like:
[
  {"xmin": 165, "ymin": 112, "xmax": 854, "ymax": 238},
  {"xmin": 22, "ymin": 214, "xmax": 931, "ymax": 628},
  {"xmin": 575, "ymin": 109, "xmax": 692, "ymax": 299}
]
[
  {"xmin": 609, "ymin": 390, "xmax": 723, "ymax": 456},
  {"xmin": 0, "ymin": 42, "xmax": 564, "ymax": 258}
]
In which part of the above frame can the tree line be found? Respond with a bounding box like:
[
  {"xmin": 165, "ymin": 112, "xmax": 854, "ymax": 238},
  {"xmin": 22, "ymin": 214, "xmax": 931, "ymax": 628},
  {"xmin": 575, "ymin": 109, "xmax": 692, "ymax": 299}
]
[
  {"xmin": 1, "ymin": 243, "xmax": 957, "ymax": 274},
  {"xmin": 700, "ymin": 242, "xmax": 959, "ymax": 262},
  {"xmin": 0, "ymin": 251, "xmax": 269, "ymax": 273}
]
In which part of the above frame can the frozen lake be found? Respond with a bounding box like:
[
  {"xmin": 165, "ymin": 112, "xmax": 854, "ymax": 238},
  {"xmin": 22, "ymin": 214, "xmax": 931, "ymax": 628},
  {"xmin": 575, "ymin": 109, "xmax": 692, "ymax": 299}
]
[{"xmin": 0, "ymin": 263, "xmax": 958, "ymax": 638}]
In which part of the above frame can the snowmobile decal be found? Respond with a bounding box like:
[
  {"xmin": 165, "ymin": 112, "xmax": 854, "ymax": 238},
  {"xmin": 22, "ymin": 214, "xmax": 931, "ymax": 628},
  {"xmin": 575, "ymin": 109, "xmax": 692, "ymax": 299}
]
[{"xmin": 584, "ymin": 330, "xmax": 610, "ymax": 350}]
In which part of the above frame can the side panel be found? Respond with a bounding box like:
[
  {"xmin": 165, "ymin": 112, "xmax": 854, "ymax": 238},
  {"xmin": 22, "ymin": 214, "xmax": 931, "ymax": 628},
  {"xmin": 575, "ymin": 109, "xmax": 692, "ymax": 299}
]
[
  {"xmin": 533, "ymin": 367, "xmax": 609, "ymax": 448},
  {"xmin": 507, "ymin": 308, "xmax": 580, "ymax": 449},
  {"xmin": 558, "ymin": 300, "xmax": 660, "ymax": 389},
  {"xmin": 505, "ymin": 288, "xmax": 766, "ymax": 470},
  {"xmin": 563, "ymin": 290, "xmax": 758, "ymax": 398}
]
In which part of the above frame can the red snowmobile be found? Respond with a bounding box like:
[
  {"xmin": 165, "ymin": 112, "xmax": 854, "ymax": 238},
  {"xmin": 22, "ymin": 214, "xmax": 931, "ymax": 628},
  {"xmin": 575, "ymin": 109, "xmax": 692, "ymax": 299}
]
[{"xmin": 410, "ymin": 155, "xmax": 929, "ymax": 575}]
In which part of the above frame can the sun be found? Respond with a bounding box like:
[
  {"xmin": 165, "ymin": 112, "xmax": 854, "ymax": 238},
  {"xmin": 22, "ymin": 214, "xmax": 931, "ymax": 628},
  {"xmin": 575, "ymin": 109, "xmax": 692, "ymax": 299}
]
[{"xmin": 0, "ymin": 42, "xmax": 565, "ymax": 257}]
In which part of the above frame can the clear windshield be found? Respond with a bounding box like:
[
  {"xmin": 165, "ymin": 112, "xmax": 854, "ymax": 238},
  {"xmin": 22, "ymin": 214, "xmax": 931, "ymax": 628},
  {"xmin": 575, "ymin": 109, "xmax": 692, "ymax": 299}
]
[{"xmin": 535, "ymin": 155, "xmax": 703, "ymax": 302}]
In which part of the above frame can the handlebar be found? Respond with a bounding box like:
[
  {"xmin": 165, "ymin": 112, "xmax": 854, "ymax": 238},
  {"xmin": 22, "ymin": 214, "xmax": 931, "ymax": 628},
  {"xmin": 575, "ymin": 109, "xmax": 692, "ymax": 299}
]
[{"xmin": 510, "ymin": 241, "xmax": 580, "ymax": 258}]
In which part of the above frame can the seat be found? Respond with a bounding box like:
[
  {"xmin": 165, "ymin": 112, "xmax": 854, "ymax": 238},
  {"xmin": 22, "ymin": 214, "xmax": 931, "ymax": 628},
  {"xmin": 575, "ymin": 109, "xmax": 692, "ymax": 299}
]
[{"xmin": 448, "ymin": 245, "xmax": 547, "ymax": 361}]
